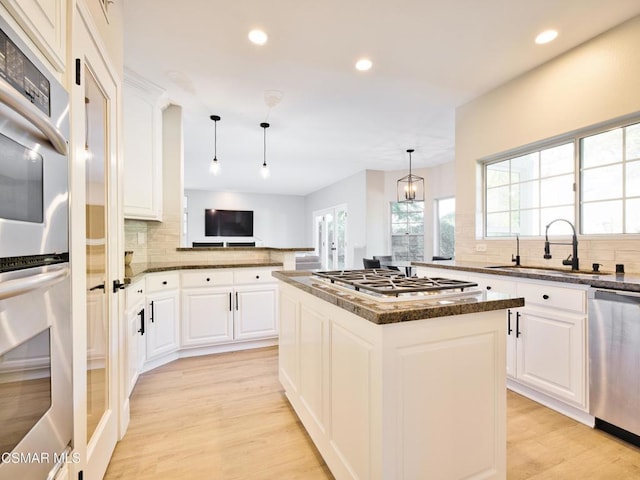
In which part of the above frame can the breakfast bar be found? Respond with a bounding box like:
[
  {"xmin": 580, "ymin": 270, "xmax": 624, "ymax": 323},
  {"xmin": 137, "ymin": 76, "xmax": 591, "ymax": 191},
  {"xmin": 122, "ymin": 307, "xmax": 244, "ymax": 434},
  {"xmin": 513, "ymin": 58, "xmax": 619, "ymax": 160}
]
[{"xmin": 274, "ymin": 270, "xmax": 524, "ymax": 480}]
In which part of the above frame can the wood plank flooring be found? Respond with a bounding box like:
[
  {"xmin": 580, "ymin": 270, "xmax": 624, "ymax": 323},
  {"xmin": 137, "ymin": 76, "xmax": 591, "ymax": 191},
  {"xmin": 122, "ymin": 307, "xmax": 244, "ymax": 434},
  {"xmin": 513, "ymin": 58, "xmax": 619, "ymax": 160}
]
[{"xmin": 104, "ymin": 346, "xmax": 640, "ymax": 479}]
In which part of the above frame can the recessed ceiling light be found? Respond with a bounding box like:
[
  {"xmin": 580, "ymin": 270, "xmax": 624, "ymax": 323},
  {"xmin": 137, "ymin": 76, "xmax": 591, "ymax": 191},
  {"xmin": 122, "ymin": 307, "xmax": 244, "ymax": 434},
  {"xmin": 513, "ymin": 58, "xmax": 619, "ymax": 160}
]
[
  {"xmin": 248, "ymin": 29, "xmax": 268, "ymax": 46},
  {"xmin": 535, "ymin": 29, "xmax": 558, "ymax": 45},
  {"xmin": 355, "ymin": 58, "xmax": 373, "ymax": 71}
]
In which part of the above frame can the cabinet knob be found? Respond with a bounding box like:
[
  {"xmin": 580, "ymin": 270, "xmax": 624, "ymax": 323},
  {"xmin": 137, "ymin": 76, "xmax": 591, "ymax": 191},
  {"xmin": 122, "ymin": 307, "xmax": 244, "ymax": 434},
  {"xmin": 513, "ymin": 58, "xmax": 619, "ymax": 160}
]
[
  {"xmin": 162, "ymin": 281, "xmax": 167, "ymax": 285},
  {"xmin": 486, "ymin": 285, "xmax": 492, "ymax": 290},
  {"xmin": 256, "ymin": 275, "xmax": 260, "ymax": 279},
  {"xmin": 206, "ymin": 277, "xmax": 210, "ymax": 282},
  {"xmin": 542, "ymin": 294, "xmax": 549, "ymax": 300}
]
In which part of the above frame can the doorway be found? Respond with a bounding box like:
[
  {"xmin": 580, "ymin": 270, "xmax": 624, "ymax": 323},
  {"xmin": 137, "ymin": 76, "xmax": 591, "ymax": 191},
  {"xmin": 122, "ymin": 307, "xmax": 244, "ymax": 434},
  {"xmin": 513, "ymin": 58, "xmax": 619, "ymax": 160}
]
[{"xmin": 313, "ymin": 205, "xmax": 347, "ymax": 270}]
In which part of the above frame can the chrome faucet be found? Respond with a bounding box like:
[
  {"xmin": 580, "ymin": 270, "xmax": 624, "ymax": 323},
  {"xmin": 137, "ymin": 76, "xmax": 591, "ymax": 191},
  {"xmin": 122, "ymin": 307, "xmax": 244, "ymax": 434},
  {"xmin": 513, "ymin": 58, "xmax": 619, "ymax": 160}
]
[{"xmin": 543, "ymin": 219, "xmax": 579, "ymax": 270}]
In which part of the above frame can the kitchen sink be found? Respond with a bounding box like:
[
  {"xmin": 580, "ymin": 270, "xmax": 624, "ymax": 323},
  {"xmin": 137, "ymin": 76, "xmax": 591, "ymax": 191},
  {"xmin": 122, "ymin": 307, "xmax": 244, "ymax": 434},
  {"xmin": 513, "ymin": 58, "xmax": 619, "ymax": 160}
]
[{"xmin": 485, "ymin": 265, "xmax": 604, "ymax": 276}]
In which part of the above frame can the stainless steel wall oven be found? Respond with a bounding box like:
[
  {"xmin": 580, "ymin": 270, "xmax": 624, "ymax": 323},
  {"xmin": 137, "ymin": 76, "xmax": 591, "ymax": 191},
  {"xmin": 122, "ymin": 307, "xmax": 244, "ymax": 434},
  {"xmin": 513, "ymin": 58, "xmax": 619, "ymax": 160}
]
[{"xmin": 0, "ymin": 14, "xmax": 71, "ymax": 480}]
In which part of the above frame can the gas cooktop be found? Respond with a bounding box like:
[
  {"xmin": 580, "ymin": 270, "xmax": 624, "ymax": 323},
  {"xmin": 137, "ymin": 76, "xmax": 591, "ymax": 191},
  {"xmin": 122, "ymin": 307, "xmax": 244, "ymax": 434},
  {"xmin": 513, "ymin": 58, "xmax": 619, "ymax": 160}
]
[{"xmin": 312, "ymin": 269, "xmax": 478, "ymax": 297}]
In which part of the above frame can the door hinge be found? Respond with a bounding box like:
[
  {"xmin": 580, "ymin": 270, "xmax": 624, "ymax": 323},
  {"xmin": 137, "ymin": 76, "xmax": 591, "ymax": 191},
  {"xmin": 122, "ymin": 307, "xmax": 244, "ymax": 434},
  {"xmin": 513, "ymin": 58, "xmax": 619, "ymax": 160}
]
[{"xmin": 75, "ymin": 58, "xmax": 81, "ymax": 86}]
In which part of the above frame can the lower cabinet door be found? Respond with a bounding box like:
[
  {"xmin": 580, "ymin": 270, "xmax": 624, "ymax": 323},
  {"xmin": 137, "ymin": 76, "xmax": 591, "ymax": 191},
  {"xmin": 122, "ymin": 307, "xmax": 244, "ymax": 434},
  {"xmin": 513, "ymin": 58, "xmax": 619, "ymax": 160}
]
[
  {"xmin": 126, "ymin": 305, "xmax": 145, "ymax": 395},
  {"xmin": 515, "ymin": 307, "xmax": 586, "ymax": 407},
  {"xmin": 181, "ymin": 288, "xmax": 234, "ymax": 347},
  {"xmin": 234, "ymin": 284, "xmax": 278, "ymax": 340},
  {"xmin": 146, "ymin": 292, "xmax": 179, "ymax": 359}
]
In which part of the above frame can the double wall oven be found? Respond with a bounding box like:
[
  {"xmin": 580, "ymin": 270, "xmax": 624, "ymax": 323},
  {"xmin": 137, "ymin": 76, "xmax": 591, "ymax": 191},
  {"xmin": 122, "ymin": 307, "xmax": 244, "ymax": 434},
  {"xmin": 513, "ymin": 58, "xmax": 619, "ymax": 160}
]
[{"xmin": 0, "ymin": 15, "xmax": 72, "ymax": 480}]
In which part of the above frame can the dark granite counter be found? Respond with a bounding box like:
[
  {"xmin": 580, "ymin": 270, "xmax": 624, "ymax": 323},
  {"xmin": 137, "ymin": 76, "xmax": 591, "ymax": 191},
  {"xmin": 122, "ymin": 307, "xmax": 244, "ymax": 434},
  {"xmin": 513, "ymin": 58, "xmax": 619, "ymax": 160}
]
[
  {"xmin": 125, "ymin": 261, "xmax": 282, "ymax": 284},
  {"xmin": 273, "ymin": 270, "xmax": 524, "ymax": 325},
  {"xmin": 176, "ymin": 247, "xmax": 314, "ymax": 252},
  {"xmin": 411, "ymin": 260, "xmax": 640, "ymax": 293}
]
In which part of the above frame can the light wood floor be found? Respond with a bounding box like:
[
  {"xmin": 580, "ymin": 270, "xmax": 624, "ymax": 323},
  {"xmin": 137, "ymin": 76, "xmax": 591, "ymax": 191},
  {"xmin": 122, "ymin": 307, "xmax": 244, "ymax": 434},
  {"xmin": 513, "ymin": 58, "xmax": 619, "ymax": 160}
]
[{"xmin": 104, "ymin": 346, "xmax": 640, "ymax": 479}]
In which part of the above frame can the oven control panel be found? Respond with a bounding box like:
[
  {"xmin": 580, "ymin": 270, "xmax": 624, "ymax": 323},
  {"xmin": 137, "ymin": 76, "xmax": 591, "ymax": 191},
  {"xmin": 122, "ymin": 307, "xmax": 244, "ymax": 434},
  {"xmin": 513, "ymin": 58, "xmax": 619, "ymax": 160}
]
[{"xmin": 0, "ymin": 27, "xmax": 50, "ymax": 116}]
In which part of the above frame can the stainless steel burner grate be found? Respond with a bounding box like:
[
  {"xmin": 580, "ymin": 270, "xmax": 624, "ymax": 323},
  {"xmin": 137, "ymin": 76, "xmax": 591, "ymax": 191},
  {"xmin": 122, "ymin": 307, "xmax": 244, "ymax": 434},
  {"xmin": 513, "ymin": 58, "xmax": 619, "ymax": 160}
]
[{"xmin": 312, "ymin": 269, "xmax": 478, "ymax": 297}]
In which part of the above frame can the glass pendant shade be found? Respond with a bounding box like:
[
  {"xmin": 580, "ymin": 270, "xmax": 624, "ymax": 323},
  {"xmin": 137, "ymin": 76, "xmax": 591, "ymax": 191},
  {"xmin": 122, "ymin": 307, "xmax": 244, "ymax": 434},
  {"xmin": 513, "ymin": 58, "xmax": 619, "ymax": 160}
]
[{"xmin": 397, "ymin": 149, "xmax": 424, "ymax": 202}]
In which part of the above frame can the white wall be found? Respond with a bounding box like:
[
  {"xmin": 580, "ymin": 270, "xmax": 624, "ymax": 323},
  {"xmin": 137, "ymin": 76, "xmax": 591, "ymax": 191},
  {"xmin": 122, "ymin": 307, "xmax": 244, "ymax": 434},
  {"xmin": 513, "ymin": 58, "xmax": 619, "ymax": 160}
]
[
  {"xmin": 305, "ymin": 170, "xmax": 367, "ymax": 268},
  {"xmin": 380, "ymin": 163, "xmax": 456, "ymax": 259},
  {"xmin": 186, "ymin": 189, "xmax": 306, "ymax": 247},
  {"xmin": 303, "ymin": 164, "xmax": 456, "ymax": 268},
  {"xmin": 455, "ymin": 15, "xmax": 640, "ymax": 271}
]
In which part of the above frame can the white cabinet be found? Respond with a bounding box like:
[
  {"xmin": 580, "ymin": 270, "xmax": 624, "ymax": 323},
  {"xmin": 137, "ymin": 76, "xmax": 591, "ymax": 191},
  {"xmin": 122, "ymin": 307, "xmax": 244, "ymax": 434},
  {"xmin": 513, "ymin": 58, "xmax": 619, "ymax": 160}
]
[
  {"xmin": 417, "ymin": 266, "xmax": 588, "ymax": 411},
  {"xmin": 181, "ymin": 287, "xmax": 233, "ymax": 347},
  {"xmin": 125, "ymin": 278, "xmax": 146, "ymax": 396},
  {"xmin": 513, "ymin": 281, "xmax": 587, "ymax": 408},
  {"xmin": 123, "ymin": 70, "xmax": 165, "ymax": 220},
  {"xmin": 145, "ymin": 273, "xmax": 179, "ymax": 360},
  {"xmin": 1, "ymin": 0, "xmax": 67, "ymax": 72},
  {"xmin": 180, "ymin": 267, "xmax": 279, "ymax": 348},
  {"xmin": 234, "ymin": 284, "xmax": 278, "ymax": 340}
]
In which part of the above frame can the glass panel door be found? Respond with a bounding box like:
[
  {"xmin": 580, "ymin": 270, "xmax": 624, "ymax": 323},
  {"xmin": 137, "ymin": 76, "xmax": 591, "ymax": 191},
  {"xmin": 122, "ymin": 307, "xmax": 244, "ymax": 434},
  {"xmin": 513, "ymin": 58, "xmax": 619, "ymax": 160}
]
[
  {"xmin": 313, "ymin": 205, "xmax": 347, "ymax": 270},
  {"xmin": 85, "ymin": 68, "xmax": 108, "ymax": 441}
]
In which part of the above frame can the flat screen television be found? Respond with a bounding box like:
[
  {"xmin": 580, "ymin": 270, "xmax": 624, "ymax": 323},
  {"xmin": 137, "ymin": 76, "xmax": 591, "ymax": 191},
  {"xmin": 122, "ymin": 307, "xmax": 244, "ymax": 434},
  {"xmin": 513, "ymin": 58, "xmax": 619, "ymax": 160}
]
[{"xmin": 205, "ymin": 209, "xmax": 254, "ymax": 237}]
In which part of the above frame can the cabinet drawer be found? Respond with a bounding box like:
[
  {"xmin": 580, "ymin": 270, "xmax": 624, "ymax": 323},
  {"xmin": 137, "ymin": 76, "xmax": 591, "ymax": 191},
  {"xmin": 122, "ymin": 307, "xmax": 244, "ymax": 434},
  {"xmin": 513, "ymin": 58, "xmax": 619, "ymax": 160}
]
[
  {"xmin": 234, "ymin": 267, "xmax": 279, "ymax": 285},
  {"xmin": 181, "ymin": 270, "xmax": 234, "ymax": 288},
  {"xmin": 126, "ymin": 278, "xmax": 145, "ymax": 309},
  {"xmin": 517, "ymin": 281, "xmax": 586, "ymax": 313},
  {"xmin": 471, "ymin": 275, "xmax": 517, "ymax": 296},
  {"xmin": 146, "ymin": 272, "xmax": 180, "ymax": 293}
]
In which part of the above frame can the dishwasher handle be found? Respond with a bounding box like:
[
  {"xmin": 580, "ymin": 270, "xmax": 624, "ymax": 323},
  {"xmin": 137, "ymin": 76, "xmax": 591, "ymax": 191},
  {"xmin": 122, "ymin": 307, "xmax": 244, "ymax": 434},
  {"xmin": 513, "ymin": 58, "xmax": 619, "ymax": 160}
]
[{"xmin": 590, "ymin": 288, "xmax": 640, "ymax": 305}]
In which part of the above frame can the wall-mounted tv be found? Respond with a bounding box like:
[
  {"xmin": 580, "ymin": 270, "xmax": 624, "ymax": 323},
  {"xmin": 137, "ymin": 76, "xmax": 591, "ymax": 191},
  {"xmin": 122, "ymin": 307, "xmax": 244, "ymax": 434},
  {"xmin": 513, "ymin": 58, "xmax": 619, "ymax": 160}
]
[{"xmin": 205, "ymin": 209, "xmax": 254, "ymax": 237}]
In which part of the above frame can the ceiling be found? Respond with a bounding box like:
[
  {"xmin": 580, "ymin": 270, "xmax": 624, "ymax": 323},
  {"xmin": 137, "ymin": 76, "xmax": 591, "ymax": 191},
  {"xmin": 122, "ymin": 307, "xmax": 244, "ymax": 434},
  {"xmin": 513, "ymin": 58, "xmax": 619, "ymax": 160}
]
[{"xmin": 123, "ymin": 1, "xmax": 640, "ymax": 196}]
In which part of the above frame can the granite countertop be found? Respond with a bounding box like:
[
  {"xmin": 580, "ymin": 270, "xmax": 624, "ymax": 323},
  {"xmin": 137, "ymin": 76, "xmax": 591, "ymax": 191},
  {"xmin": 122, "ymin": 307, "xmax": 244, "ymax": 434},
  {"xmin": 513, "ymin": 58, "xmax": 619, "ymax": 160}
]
[
  {"xmin": 176, "ymin": 247, "xmax": 314, "ymax": 252},
  {"xmin": 273, "ymin": 271, "xmax": 524, "ymax": 325},
  {"xmin": 411, "ymin": 260, "xmax": 640, "ymax": 292},
  {"xmin": 125, "ymin": 261, "xmax": 283, "ymax": 284}
]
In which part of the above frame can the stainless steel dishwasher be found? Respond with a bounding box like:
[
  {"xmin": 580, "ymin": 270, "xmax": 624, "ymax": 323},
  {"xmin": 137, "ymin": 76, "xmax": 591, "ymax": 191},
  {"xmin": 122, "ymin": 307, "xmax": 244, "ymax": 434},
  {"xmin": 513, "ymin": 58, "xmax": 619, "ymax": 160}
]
[{"xmin": 588, "ymin": 288, "xmax": 640, "ymax": 446}]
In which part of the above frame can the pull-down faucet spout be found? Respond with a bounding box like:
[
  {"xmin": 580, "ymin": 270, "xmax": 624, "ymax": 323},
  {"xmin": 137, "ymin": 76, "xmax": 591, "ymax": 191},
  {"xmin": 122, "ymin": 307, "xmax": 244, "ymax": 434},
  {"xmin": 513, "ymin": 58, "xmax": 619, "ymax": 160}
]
[{"xmin": 544, "ymin": 219, "xmax": 579, "ymax": 270}]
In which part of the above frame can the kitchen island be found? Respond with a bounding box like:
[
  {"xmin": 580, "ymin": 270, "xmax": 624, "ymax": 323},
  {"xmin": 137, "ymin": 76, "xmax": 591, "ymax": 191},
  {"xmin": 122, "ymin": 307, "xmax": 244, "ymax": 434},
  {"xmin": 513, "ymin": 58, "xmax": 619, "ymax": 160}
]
[{"xmin": 274, "ymin": 270, "xmax": 524, "ymax": 480}]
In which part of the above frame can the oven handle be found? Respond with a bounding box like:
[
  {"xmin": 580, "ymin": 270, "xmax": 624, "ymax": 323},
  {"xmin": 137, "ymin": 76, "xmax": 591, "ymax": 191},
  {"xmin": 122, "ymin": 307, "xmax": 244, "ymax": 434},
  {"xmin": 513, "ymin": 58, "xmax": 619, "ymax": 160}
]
[
  {"xmin": 0, "ymin": 76, "xmax": 68, "ymax": 155},
  {"xmin": 0, "ymin": 266, "xmax": 69, "ymax": 301}
]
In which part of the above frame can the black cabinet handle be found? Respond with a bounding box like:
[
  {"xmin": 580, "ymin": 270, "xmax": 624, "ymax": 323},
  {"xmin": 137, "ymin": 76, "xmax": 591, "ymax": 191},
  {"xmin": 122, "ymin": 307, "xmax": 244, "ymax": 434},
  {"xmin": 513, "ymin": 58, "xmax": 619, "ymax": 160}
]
[
  {"xmin": 516, "ymin": 311, "xmax": 521, "ymax": 338},
  {"xmin": 89, "ymin": 282, "xmax": 105, "ymax": 291},
  {"xmin": 150, "ymin": 301, "xmax": 155, "ymax": 323},
  {"xmin": 162, "ymin": 280, "xmax": 168, "ymax": 285},
  {"xmin": 113, "ymin": 279, "xmax": 126, "ymax": 293},
  {"xmin": 507, "ymin": 310, "xmax": 512, "ymax": 335},
  {"xmin": 486, "ymin": 285, "xmax": 492, "ymax": 290},
  {"xmin": 137, "ymin": 289, "xmax": 143, "ymax": 294},
  {"xmin": 542, "ymin": 294, "xmax": 549, "ymax": 300},
  {"xmin": 206, "ymin": 277, "xmax": 210, "ymax": 282},
  {"xmin": 137, "ymin": 308, "xmax": 145, "ymax": 335},
  {"xmin": 256, "ymin": 275, "xmax": 260, "ymax": 279},
  {"xmin": 235, "ymin": 291, "xmax": 239, "ymax": 311},
  {"xmin": 229, "ymin": 292, "xmax": 232, "ymax": 311}
]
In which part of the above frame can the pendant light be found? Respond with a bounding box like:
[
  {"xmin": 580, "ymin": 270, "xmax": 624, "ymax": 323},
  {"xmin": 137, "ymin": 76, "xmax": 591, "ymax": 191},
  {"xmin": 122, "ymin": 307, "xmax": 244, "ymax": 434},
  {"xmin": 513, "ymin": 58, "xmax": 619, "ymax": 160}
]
[
  {"xmin": 210, "ymin": 115, "xmax": 221, "ymax": 175},
  {"xmin": 397, "ymin": 148, "xmax": 424, "ymax": 202},
  {"xmin": 260, "ymin": 122, "xmax": 270, "ymax": 178}
]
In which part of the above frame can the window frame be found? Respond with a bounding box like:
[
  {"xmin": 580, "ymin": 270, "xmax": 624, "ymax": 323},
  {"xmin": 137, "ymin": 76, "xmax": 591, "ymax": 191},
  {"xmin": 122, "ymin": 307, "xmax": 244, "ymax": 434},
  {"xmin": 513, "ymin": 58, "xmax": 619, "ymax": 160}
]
[
  {"xmin": 390, "ymin": 201, "xmax": 425, "ymax": 261},
  {"xmin": 480, "ymin": 115, "xmax": 640, "ymax": 239}
]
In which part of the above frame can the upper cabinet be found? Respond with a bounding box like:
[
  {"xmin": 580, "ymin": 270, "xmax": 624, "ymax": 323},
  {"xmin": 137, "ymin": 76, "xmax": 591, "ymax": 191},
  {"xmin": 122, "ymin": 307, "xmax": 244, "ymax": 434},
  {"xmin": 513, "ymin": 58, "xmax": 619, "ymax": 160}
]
[
  {"xmin": 0, "ymin": 0, "xmax": 67, "ymax": 72},
  {"xmin": 123, "ymin": 70, "xmax": 166, "ymax": 220}
]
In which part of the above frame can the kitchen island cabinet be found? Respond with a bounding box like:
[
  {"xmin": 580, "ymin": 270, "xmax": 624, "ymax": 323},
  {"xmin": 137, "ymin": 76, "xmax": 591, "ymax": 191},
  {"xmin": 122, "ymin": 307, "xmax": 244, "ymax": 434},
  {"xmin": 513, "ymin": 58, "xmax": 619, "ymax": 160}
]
[{"xmin": 275, "ymin": 271, "xmax": 523, "ymax": 480}]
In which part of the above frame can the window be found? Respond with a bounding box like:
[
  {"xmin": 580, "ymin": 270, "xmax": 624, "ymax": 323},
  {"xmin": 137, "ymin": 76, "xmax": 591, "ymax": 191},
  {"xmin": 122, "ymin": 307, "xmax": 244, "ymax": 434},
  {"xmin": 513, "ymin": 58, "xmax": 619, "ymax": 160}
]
[
  {"xmin": 435, "ymin": 197, "xmax": 455, "ymax": 258},
  {"xmin": 580, "ymin": 122, "xmax": 640, "ymax": 234},
  {"xmin": 391, "ymin": 202, "xmax": 424, "ymax": 261},
  {"xmin": 485, "ymin": 143, "xmax": 575, "ymax": 236}
]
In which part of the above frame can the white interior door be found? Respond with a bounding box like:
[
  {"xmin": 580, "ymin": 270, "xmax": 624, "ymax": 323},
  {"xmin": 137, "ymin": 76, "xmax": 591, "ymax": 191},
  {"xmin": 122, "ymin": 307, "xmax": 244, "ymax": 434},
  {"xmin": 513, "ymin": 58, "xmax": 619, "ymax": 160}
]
[
  {"xmin": 72, "ymin": 4, "xmax": 121, "ymax": 479},
  {"xmin": 314, "ymin": 205, "xmax": 347, "ymax": 270}
]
